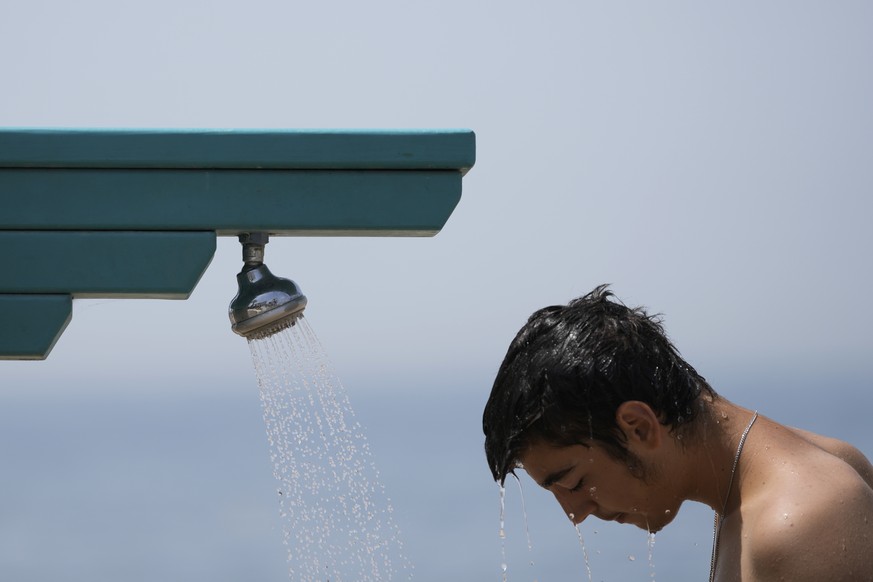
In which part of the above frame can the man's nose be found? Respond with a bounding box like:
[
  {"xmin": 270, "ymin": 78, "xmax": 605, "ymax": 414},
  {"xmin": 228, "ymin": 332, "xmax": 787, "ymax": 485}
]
[{"xmin": 552, "ymin": 489, "xmax": 596, "ymax": 525}]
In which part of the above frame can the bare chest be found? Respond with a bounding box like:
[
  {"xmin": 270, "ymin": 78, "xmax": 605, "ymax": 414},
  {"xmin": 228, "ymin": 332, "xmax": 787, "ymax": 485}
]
[{"xmin": 711, "ymin": 527, "xmax": 743, "ymax": 582}]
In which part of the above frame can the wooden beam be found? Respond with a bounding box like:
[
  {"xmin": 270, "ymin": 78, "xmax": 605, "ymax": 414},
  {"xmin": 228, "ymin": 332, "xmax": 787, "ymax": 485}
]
[
  {"xmin": 0, "ymin": 231, "xmax": 216, "ymax": 298},
  {"xmin": 0, "ymin": 169, "xmax": 462, "ymax": 236},
  {"xmin": 0, "ymin": 295, "xmax": 72, "ymax": 360},
  {"xmin": 0, "ymin": 128, "xmax": 475, "ymax": 173}
]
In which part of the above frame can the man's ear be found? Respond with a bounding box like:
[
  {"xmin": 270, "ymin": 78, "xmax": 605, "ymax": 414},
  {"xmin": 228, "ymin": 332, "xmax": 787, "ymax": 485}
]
[{"xmin": 615, "ymin": 401, "xmax": 662, "ymax": 450}]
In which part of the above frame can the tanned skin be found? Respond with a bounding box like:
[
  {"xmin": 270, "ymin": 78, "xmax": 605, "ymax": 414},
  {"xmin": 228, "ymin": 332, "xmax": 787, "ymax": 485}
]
[{"xmin": 520, "ymin": 398, "xmax": 873, "ymax": 581}]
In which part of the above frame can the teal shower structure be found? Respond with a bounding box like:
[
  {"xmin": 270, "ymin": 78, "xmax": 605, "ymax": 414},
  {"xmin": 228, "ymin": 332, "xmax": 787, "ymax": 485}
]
[{"xmin": 0, "ymin": 128, "xmax": 475, "ymax": 359}]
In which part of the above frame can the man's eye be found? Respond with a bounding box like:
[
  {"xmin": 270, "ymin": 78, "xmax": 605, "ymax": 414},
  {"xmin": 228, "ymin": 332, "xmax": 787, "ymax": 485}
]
[{"xmin": 570, "ymin": 478, "xmax": 585, "ymax": 492}]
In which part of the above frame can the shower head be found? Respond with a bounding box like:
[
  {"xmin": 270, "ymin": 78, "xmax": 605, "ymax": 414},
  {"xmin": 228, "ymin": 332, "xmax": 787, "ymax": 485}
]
[{"xmin": 228, "ymin": 233, "xmax": 308, "ymax": 340}]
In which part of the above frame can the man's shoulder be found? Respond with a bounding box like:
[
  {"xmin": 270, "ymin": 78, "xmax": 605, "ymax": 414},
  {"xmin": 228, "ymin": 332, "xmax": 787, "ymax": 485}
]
[
  {"xmin": 790, "ymin": 426, "xmax": 873, "ymax": 487},
  {"xmin": 741, "ymin": 455, "xmax": 873, "ymax": 581},
  {"xmin": 744, "ymin": 469, "xmax": 870, "ymax": 537}
]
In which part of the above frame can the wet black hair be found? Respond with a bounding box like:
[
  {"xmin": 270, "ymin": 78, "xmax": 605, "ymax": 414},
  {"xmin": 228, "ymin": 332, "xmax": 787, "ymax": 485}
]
[{"xmin": 482, "ymin": 285, "xmax": 715, "ymax": 484}]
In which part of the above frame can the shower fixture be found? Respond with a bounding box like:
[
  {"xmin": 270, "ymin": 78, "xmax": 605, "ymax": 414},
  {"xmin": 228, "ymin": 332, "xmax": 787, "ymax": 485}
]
[{"xmin": 228, "ymin": 233, "xmax": 307, "ymax": 340}]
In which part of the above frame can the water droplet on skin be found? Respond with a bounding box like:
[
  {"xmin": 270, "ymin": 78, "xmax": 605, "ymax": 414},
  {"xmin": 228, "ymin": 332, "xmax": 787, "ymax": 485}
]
[
  {"xmin": 665, "ymin": 509, "xmax": 671, "ymax": 515},
  {"xmin": 588, "ymin": 486, "xmax": 597, "ymax": 495}
]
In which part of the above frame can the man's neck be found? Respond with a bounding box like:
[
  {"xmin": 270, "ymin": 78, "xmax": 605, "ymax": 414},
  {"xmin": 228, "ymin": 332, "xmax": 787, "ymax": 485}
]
[{"xmin": 676, "ymin": 398, "xmax": 759, "ymax": 515}]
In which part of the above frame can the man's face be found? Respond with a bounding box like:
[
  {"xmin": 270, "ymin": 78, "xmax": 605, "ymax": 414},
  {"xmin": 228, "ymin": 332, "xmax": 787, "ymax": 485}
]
[{"xmin": 518, "ymin": 440, "xmax": 681, "ymax": 533}]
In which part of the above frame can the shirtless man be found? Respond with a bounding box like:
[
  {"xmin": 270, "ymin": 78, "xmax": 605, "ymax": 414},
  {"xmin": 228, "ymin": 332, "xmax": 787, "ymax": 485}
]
[{"xmin": 482, "ymin": 285, "xmax": 873, "ymax": 581}]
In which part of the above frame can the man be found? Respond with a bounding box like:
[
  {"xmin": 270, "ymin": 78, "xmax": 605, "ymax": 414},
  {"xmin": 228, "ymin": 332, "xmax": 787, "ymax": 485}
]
[{"xmin": 482, "ymin": 285, "xmax": 873, "ymax": 581}]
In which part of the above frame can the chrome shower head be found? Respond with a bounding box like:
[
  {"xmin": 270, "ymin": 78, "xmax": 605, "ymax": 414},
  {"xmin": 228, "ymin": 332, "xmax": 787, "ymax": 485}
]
[{"xmin": 228, "ymin": 233, "xmax": 308, "ymax": 339}]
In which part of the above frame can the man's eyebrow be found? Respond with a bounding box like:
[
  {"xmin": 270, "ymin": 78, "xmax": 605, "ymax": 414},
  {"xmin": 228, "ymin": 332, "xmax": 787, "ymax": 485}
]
[{"xmin": 539, "ymin": 465, "xmax": 574, "ymax": 489}]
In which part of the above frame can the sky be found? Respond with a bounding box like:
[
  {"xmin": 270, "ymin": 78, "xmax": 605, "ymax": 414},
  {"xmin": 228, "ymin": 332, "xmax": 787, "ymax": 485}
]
[{"xmin": 1, "ymin": 1, "xmax": 872, "ymax": 580}]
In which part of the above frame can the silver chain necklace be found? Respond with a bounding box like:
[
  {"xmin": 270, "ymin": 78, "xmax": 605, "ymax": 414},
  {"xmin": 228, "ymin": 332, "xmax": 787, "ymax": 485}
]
[{"xmin": 708, "ymin": 411, "xmax": 758, "ymax": 582}]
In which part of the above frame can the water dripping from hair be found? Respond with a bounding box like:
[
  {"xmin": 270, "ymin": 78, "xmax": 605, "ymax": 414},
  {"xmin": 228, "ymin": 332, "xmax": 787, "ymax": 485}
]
[
  {"xmin": 511, "ymin": 473, "xmax": 535, "ymax": 567},
  {"xmin": 498, "ymin": 484, "xmax": 507, "ymax": 581}
]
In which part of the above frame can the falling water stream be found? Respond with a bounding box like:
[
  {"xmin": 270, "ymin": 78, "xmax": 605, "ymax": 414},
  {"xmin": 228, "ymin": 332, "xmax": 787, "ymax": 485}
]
[
  {"xmin": 248, "ymin": 317, "xmax": 412, "ymax": 581},
  {"xmin": 499, "ymin": 480, "xmax": 662, "ymax": 581},
  {"xmin": 572, "ymin": 521, "xmax": 594, "ymax": 582},
  {"xmin": 647, "ymin": 532, "xmax": 657, "ymax": 580},
  {"xmin": 499, "ymin": 485, "xmax": 508, "ymax": 581}
]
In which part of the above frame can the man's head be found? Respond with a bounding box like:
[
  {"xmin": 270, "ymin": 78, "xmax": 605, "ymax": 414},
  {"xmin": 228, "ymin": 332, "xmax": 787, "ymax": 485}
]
[{"xmin": 482, "ymin": 285, "xmax": 714, "ymax": 485}]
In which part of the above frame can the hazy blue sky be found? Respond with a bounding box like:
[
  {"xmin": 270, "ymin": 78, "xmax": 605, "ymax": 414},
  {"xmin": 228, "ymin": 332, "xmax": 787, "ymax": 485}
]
[{"xmin": 2, "ymin": 2, "xmax": 872, "ymax": 580}]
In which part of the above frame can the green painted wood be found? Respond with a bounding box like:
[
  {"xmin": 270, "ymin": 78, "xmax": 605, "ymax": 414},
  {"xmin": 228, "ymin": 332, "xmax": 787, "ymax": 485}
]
[
  {"xmin": 0, "ymin": 128, "xmax": 476, "ymax": 359},
  {"xmin": 0, "ymin": 129, "xmax": 475, "ymax": 173},
  {"xmin": 0, "ymin": 169, "xmax": 461, "ymax": 236},
  {"xmin": 0, "ymin": 232, "xmax": 216, "ymax": 297},
  {"xmin": 0, "ymin": 295, "xmax": 72, "ymax": 360}
]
